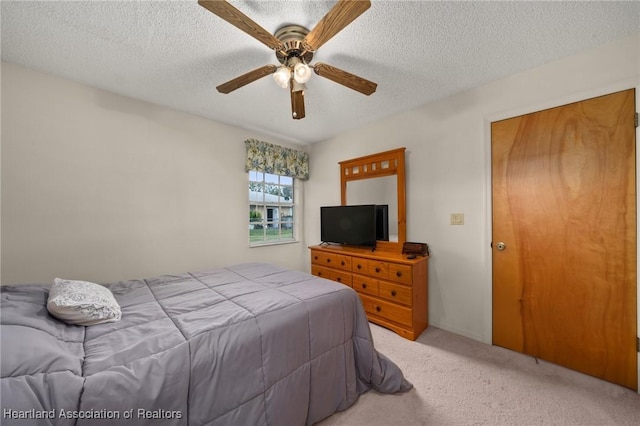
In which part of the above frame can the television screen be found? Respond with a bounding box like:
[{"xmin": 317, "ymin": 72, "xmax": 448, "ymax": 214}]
[
  {"xmin": 375, "ymin": 205, "xmax": 389, "ymax": 241},
  {"xmin": 320, "ymin": 205, "xmax": 377, "ymax": 248}
]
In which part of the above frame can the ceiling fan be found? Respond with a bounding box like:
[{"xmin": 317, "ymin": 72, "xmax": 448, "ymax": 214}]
[{"xmin": 198, "ymin": 0, "xmax": 377, "ymax": 120}]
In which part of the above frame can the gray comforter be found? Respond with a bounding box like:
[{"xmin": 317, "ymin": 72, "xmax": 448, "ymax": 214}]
[{"xmin": 1, "ymin": 262, "xmax": 411, "ymax": 425}]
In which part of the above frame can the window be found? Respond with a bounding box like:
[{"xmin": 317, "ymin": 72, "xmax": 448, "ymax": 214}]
[
  {"xmin": 249, "ymin": 170, "xmax": 295, "ymax": 245},
  {"xmin": 244, "ymin": 138, "xmax": 307, "ymax": 246}
]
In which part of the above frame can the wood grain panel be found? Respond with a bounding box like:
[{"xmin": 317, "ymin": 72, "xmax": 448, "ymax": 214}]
[
  {"xmin": 353, "ymin": 274, "xmax": 379, "ymax": 296},
  {"xmin": 335, "ymin": 255, "xmax": 352, "ymax": 272},
  {"xmin": 367, "ymin": 260, "xmax": 388, "ymax": 279},
  {"xmin": 311, "ymin": 265, "xmax": 352, "ymax": 287},
  {"xmin": 388, "ymin": 263, "xmax": 412, "ymax": 285},
  {"xmin": 313, "ymin": 63, "xmax": 377, "ymax": 95},
  {"xmin": 198, "ymin": 1, "xmax": 282, "ymax": 50},
  {"xmin": 216, "ymin": 65, "xmax": 277, "ymax": 94},
  {"xmin": 290, "ymin": 88, "xmax": 305, "ymax": 120},
  {"xmin": 492, "ymin": 89, "xmax": 637, "ymax": 389},
  {"xmin": 378, "ymin": 281, "xmax": 412, "ymax": 306},
  {"xmin": 304, "ymin": 0, "xmax": 371, "ymax": 51},
  {"xmin": 359, "ymin": 293, "xmax": 412, "ymax": 327}
]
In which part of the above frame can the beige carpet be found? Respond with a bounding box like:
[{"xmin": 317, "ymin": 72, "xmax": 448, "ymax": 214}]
[{"xmin": 320, "ymin": 325, "xmax": 640, "ymax": 425}]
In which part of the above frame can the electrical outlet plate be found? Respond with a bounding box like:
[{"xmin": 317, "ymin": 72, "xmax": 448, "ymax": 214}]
[{"xmin": 451, "ymin": 213, "xmax": 464, "ymax": 225}]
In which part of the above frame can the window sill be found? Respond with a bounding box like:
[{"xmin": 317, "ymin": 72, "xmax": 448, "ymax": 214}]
[{"xmin": 250, "ymin": 239, "xmax": 299, "ymax": 248}]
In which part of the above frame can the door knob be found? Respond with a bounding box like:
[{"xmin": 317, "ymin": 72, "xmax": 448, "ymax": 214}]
[{"xmin": 496, "ymin": 242, "xmax": 507, "ymax": 251}]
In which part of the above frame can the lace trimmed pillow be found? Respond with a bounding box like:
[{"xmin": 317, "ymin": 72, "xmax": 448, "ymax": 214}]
[{"xmin": 47, "ymin": 278, "xmax": 122, "ymax": 326}]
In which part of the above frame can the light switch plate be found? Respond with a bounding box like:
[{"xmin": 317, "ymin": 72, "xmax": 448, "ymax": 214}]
[{"xmin": 451, "ymin": 213, "xmax": 464, "ymax": 225}]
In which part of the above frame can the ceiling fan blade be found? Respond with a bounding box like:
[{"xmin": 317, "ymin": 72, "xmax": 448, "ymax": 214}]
[
  {"xmin": 313, "ymin": 62, "xmax": 377, "ymax": 95},
  {"xmin": 216, "ymin": 64, "xmax": 277, "ymax": 94},
  {"xmin": 290, "ymin": 88, "xmax": 306, "ymax": 120},
  {"xmin": 198, "ymin": 0, "xmax": 282, "ymax": 50},
  {"xmin": 303, "ymin": 0, "xmax": 371, "ymax": 52}
]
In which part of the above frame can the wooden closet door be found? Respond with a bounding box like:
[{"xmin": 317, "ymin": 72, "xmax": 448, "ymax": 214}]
[{"xmin": 492, "ymin": 89, "xmax": 637, "ymax": 389}]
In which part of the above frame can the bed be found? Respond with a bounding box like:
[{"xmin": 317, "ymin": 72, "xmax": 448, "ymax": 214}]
[{"xmin": 1, "ymin": 262, "xmax": 411, "ymax": 425}]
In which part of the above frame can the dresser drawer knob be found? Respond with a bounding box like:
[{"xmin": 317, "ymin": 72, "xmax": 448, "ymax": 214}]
[
  {"xmin": 375, "ymin": 267, "xmax": 381, "ymax": 273},
  {"xmin": 341, "ymin": 260, "xmax": 346, "ymax": 266},
  {"xmin": 396, "ymin": 271, "xmax": 402, "ymax": 277},
  {"xmin": 317, "ymin": 272, "xmax": 322, "ymax": 276},
  {"xmin": 375, "ymin": 306, "xmax": 381, "ymax": 312},
  {"xmin": 314, "ymin": 256, "xmax": 318, "ymax": 260},
  {"xmin": 362, "ymin": 283, "xmax": 367, "ymax": 289},
  {"xmin": 391, "ymin": 290, "xmax": 397, "ymax": 297},
  {"xmin": 326, "ymin": 258, "xmax": 331, "ymax": 263},
  {"xmin": 357, "ymin": 264, "xmax": 362, "ymax": 269},
  {"xmin": 337, "ymin": 277, "xmax": 342, "ymax": 282}
]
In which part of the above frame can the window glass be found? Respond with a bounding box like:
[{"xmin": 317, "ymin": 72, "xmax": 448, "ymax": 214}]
[{"xmin": 248, "ymin": 171, "xmax": 295, "ymax": 245}]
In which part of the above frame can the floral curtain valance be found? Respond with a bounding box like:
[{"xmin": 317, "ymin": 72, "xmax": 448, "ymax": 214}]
[{"xmin": 244, "ymin": 139, "xmax": 309, "ymax": 180}]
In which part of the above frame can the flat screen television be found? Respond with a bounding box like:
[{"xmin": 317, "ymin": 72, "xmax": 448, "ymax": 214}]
[
  {"xmin": 320, "ymin": 205, "xmax": 377, "ymax": 248},
  {"xmin": 375, "ymin": 205, "xmax": 389, "ymax": 241}
]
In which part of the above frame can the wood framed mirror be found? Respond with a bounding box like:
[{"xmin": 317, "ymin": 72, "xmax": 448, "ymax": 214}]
[{"xmin": 340, "ymin": 147, "xmax": 406, "ymax": 252}]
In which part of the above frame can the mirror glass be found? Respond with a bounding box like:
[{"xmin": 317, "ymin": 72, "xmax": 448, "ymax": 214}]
[{"xmin": 346, "ymin": 175, "xmax": 399, "ymax": 242}]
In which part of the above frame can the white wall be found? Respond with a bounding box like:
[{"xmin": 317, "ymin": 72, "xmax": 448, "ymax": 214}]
[
  {"xmin": 3, "ymin": 32, "xmax": 639, "ymax": 346},
  {"xmin": 305, "ymin": 33, "xmax": 640, "ymax": 343},
  {"xmin": 1, "ymin": 62, "xmax": 307, "ymax": 284}
]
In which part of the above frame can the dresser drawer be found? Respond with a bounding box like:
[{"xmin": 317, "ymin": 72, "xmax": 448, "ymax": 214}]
[
  {"xmin": 378, "ymin": 281, "xmax": 412, "ymax": 306},
  {"xmin": 311, "ymin": 265, "xmax": 352, "ymax": 287},
  {"xmin": 311, "ymin": 264, "xmax": 328, "ymax": 279},
  {"xmin": 311, "ymin": 251, "xmax": 335, "ymax": 266},
  {"xmin": 359, "ymin": 294, "xmax": 412, "ymax": 327},
  {"xmin": 387, "ymin": 263, "xmax": 412, "ymax": 285},
  {"xmin": 334, "ymin": 255, "xmax": 352, "ymax": 271},
  {"xmin": 367, "ymin": 260, "xmax": 388, "ymax": 279},
  {"xmin": 332, "ymin": 269, "xmax": 352, "ymax": 286},
  {"xmin": 352, "ymin": 258, "xmax": 367, "ymax": 274},
  {"xmin": 352, "ymin": 274, "xmax": 379, "ymax": 296},
  {"xmin": 312, "ymin": 250, "xmax": 351, "ymax": 271}
]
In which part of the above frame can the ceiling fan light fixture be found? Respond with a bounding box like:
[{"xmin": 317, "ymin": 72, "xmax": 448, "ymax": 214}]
[
  {"xmin": 293, "ymin": 61, "xmax": 311, "ymax": 84},
  {"xmin": 199, "ymin": 0, "xmax": 375, "ymax": 119},
  {"xmin": 287, "ymin": 57, "xmax": 311, "ymax": 84},
  {"xmin": 273, "ymin": 66, "xmax": 291, "ymax": 88}
]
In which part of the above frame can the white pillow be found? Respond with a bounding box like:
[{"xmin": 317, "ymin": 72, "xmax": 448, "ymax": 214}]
[{"xmin": 47, "ymin": 278, "xmax": 122, "ymax": 326}]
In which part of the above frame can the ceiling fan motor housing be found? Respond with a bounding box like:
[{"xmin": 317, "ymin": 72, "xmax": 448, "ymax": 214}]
[{"xmin": 274, "ymin": 24, "xmax": 314, "ymax": 65}]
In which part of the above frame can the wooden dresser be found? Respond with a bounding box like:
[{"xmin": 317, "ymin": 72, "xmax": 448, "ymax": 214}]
[{"xmin": 309, "ymin": 244, "xmax": 428, "ymax": 341}]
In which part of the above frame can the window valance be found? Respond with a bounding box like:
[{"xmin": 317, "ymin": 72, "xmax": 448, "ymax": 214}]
[{"xmin": 244, "ymin": 139, "xmax": 309, "ymax": 181}]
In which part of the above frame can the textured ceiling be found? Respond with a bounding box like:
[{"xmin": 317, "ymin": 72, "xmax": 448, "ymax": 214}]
[{"xmin": 2, "ymin": 1, "xmax": 639, "ymax": 145}]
